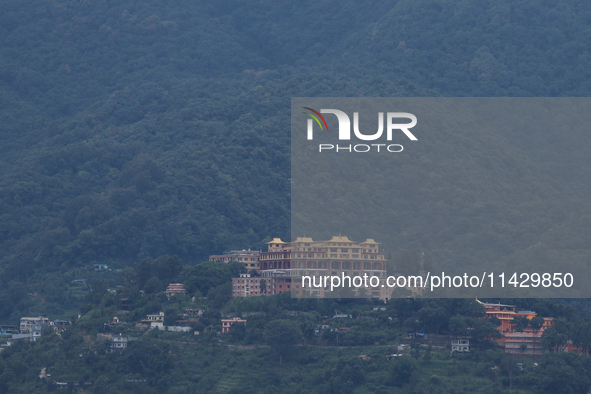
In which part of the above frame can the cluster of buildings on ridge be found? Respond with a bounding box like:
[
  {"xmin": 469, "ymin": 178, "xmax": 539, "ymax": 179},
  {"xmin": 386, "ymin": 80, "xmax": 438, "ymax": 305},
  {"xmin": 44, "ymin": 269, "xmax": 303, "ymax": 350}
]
[
  {"xmin": 138, "ymin": 308, "xmax": 203, "ymax": 331},
  {"xmin": 452, "ymin": 300, "xmax": 581, "ymax": 355},
  {"xmin": 212, "ymin": 241, "xmax": 583, "ymax": 355},
  {"xmin": 133, "ymin": 308, "xmax": 246, "ymax": 335},
  {"xmin": 479, "ymin": 300, "xmax": 562, "ymax": 355},
  {"xmin": 6, "ymin": 237, "xmax": 574, "ymax": 356},
  {"xmin": 0, "ymin": 317, "xmax": 70, "ymax": 351},
  {"xmin": 97, "ymin": 309, "xmax": 210, "ymax": 351},
  {"xmin": 5, "ymin": 299, "xmax": 580, "ymax": 356},
  {"xmin": 95, "ymin": 333, "xmax": 138, "ymax": 352},
  {"xmin": 210, "ymin": 235, "xmax": 403, "ymax": 299}
]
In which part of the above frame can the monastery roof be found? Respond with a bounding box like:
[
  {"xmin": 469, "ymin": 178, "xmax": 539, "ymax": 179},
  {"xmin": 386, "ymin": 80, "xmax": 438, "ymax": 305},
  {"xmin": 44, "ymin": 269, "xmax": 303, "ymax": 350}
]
[
  {"xmin": 294, "ymin": 237, "xmax": 314, "ymax": 243},
  {"xmin": 327, "ymin": 235, "xmax": 354, "ymax": 243},
  {"xmin": 475, "ymin": 299, "xmax": 515, "ymax": 307}
]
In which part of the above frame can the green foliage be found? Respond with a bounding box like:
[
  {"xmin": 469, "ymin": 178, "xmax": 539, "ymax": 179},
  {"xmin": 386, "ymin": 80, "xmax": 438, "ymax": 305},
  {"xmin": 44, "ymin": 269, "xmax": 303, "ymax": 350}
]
[
  {"xmin": 206, "ymin": 282, "xmax": 233, "ymax": 309},
  {"xmin": 298, "ymin": 311, "xmax": 321, "ymax": 342},
  {"xmin": 470, "ymin": 317, "xmax": 502, "ymax": 347},
  {"xmin": 227, "ymin": 321, "xmax": 247, "ymax": 342},
  {"xmin": 0, "ymin": 0, "xmax": 591, "ymax": 329},
  {"xmin": 541, "ymin": 327, "xmax": 567, "ymax": 350},
  {"xmin": 0, "ymin": 0, "xmax": 587, "ymax": 317},
  {"xmin": 264, "ymin": 319, "xmax": 303, "ymax": 362},
  {"xmin": 259, "ymin": 279, "xmax": 267, "ymax": 296},
  {"xmin": 389, "ymin": 356, "xmax": 418, "ymax": 387},
  {"xmin": 2, "ymin": 0, "xmax": 591, "ymax": 391},
  {"xmin": 512, "ymin": 315, "xmax": 531, "ymax": 332},
  {"xmin": 134, "ymin": 255, "xmax": 183, "ymax": 290},
  {"xmin": 125, "ymin": 339, "xmax": 172, "ymax": 377},
  {"xmin": 1, "ymin": 296, "xmax": 590, "ymax": 394},
  {"xmin": 418, "ymin": 305, "xmax": 447, "ymax": 335},
  {"xmin": 530, "ymin": 316, "xmax": 545, "ymax": 330},
  {"xmin": 185, "ymin": 261, "xmax": 245, "ymax": 297},
  {"xmin": 448, "ymin": 314, "xmax": 471, "ymax": 336},
  {"xmin": 537, "ymin": 353, "xmax": 591, "ymax": 394},
  {"xmin": 164, "ymin": 308, "xmax": 179, "ymax": 326}
]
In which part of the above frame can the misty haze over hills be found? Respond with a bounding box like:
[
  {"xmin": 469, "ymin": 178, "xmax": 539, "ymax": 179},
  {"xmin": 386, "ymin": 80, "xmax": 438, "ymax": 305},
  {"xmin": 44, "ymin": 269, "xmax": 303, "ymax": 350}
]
[
  {"xmin": 1, "ymin": 0, "xmax": 590, "ymax": 322},
  {"xmin": 3, "ymin": 1, "xmax": 591, "ymax": 393}
]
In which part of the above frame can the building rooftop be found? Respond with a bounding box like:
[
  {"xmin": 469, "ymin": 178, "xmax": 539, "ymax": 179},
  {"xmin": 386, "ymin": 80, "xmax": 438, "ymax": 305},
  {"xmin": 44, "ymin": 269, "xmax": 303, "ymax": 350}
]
[
  {"xmin": 476, "ymin": 299, "xmax": 516, "ymax": 308},
  {"xmin": 294, "ymin": 237, "xmax": 314, "ymax": 243},
  {"xmin": 219, "ymin": 250, "xmax": 260, "ymax": 255},
  {"xmin": 328, "ymin": 235, "xmax": 354, "ymax": 243}
]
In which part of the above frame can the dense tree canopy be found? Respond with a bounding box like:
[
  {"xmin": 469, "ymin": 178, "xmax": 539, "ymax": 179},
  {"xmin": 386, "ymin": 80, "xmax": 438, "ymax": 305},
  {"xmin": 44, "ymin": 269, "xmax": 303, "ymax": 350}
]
[
  {"xmin": 1, "ymin": 0, "xmax": 591, "ymax": 321},
  {"xmin": 2, "ymin": 0, "xmax": 591, "ymax": 391}
]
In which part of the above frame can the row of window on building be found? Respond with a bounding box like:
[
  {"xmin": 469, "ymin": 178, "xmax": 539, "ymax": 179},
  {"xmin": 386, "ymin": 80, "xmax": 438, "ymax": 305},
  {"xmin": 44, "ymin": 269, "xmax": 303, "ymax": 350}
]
[{"xmin": 209, "ymin": 235, "xmax": 387, "ymax": 274}]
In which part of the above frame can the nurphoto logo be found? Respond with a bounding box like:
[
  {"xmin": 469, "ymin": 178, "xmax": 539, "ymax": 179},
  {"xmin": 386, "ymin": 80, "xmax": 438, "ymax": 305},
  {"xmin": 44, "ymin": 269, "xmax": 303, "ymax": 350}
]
[{"xmin": 303, "ymin": 107, "xmax": 418, "ymax": 153}]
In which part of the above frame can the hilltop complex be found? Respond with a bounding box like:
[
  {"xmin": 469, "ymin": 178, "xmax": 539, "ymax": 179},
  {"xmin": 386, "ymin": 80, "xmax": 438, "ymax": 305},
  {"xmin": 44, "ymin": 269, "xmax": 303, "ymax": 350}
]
[{"xmin": 212, "ymin": 235, "xmax": 391, "ymax": 298}]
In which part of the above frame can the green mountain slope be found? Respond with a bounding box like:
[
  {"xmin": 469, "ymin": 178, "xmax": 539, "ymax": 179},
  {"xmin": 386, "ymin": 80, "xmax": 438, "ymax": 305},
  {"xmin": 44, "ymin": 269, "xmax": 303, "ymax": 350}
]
[{"xmin": 1, "ymin": 0, "xmax": 591, "ymax": 319}]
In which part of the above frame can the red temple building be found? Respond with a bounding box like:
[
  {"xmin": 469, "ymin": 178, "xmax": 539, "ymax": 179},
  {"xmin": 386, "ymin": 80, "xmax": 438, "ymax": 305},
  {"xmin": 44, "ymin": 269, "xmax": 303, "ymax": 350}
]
[{"xmin": 478, "ymin": 300, "xmax": 557, "ymax": 354}]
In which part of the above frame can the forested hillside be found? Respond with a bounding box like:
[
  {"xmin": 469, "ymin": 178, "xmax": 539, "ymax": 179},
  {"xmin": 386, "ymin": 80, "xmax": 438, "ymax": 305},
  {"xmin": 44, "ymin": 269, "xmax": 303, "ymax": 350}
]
[
  {"xmin": 4, "ymin": 0, "xmax": 591, "ymax": 393},
  {"xmin": 2, "ymin": 0, "xmax": 591, "ymax": 318}
]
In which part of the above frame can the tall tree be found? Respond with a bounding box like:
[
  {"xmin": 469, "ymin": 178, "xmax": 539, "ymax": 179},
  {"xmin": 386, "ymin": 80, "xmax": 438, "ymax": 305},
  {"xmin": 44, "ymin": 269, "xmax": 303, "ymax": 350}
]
[{"xmin": 263, "ymin": 319, "xmax": 302, "ymax": 365}]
